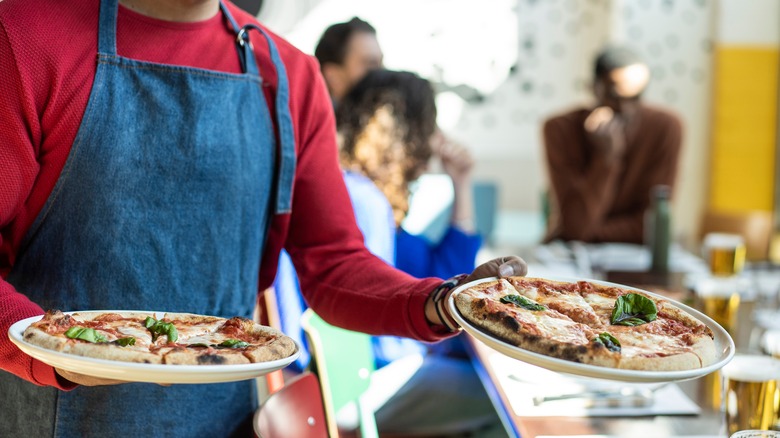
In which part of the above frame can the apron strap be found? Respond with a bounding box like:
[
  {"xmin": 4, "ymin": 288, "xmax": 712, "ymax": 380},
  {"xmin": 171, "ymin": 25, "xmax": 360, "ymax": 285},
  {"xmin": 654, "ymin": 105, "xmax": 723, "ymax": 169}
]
[
  {"xmin": 97, "ymin": 0, "xmax": 119, "ymax": 55},
  {"xmin": 235, "ymin": 23, "xmax": 297, "ymax": 215},
  {"xmin": 97, "ymin": 0, "xmax": 296, "ymax": 214}
]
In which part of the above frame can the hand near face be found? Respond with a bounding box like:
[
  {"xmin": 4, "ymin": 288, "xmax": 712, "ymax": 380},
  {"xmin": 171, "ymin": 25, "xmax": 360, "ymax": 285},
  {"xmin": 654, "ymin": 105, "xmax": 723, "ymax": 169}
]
[
  {"xmin": 430, "ymin": 130, "xmax": 474, "ymax": 186},
  {"xmin": 584, "ymin": 106, "xmax": 626, "ymax": 161}
]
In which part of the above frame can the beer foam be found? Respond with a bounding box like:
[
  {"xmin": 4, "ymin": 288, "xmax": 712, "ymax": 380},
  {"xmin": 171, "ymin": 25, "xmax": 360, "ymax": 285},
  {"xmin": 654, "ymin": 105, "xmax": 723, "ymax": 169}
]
[
  {"xmin": 721, "ymin": 355, "xmax": 780, "ymax": 382},
  {"xmin": 762, "ymin": 330, "xmax": 780, "ymax": 355},
  {"xmin": 704, "ymin": 233, "xmax": 744, "ymax": 249},
  {"xmin": 694, "ymin": 277, "xmax": 747, "ymax": 298}
]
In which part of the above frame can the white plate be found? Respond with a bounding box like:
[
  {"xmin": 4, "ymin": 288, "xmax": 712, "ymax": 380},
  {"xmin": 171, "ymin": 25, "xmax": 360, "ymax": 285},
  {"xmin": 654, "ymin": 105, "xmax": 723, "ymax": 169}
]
[
  {"xmin": 449, "ymin": 276, "xmax": 735, "ymax": 383},
  {"xmin": 8, "ymin": 311, "xmax": 300, "ymax": 384}
]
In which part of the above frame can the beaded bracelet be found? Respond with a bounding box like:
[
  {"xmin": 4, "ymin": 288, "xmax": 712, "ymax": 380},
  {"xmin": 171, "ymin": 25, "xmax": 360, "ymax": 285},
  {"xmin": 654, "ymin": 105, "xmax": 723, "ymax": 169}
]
[{"xmin": 430, "ymin": 273, "xmax": 468, "ymax": 332}]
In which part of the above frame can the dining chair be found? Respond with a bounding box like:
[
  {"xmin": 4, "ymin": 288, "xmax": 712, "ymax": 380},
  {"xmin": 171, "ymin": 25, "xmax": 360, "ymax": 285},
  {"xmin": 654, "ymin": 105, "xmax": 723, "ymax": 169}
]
[
  {"xmin": 255, "ymin": 288, "xmax": 285, "ymax": 398},
  {"xmin": 300, "ymin": 309, "xmax": 379, "ymax": 438},
  {"xmin": 253, "ymin": 372, "xmax": 328, "ymax": 438},
  {"xmin": 699, "ymin": 209, "xmax": 773, "ymax": 261}
]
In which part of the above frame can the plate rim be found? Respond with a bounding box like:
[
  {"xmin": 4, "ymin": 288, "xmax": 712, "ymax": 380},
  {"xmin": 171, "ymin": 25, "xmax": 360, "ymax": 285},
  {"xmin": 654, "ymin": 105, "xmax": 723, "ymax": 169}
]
[
  {"xmin": 8, "ymin": 310, "xmax": 300, "ymax": 384},
  {"xmin": 448, "ymin": 276, "xmax": 735, "ymax": 383}
]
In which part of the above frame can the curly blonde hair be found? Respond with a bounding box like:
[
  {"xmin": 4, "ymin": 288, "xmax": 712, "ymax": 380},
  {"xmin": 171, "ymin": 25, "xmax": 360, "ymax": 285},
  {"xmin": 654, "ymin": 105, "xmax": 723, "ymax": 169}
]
[{"xmin": 337, "ymin": 70, "xmax": 437, "ymax": 225}]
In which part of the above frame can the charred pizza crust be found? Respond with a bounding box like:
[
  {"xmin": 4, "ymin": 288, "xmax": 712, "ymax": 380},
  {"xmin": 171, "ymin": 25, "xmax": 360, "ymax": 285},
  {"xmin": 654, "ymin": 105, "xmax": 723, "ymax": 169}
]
[
  {"xmin": 22, "ymin": 310, "xmax": 296, "ymax": 366},
  {"xmin": 454, "ymin": 277, "xmax": 716, "ymax": 371}
]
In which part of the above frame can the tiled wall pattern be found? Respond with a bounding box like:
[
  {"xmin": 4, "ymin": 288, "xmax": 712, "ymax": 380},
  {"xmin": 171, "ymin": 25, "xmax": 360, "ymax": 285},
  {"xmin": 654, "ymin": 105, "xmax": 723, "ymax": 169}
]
[
  {"xmin": 269, "ymin": 0, "xmax": 735, "ymax": 244},
  {"xmin": 452, "ymin": 0, "xmax": 715, "ymax": 244}
]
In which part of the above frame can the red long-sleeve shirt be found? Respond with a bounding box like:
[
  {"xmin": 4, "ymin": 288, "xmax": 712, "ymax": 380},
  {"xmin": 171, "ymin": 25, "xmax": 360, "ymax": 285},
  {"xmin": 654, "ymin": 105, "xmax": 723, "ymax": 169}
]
[{"xmin": 0, "ymin": 0, "xmax": 445, "ymax": 388}]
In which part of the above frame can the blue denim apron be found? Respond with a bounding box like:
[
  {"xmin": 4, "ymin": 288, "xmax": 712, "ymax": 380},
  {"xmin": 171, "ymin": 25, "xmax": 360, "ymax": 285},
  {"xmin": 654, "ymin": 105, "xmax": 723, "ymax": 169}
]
[{"xmin": 0, "ymin": 0, "xmax": 295, "ymax": 435}]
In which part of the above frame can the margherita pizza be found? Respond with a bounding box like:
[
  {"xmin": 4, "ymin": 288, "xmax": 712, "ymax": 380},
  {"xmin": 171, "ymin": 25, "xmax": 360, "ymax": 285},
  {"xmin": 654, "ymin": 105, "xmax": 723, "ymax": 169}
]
[
  {"xmin": 454, "ymin": 277, "xmax": 716, "ymax": 371},
  {"xmin": 22, "ymin": 310, "xmax": 297, "ymax": 365}
]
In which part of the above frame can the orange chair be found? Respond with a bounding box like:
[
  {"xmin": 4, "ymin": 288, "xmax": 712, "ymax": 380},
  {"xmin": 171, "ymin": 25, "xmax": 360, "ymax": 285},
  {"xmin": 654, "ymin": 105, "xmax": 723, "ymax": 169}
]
[
  {"xmin": 256, "ymin": 289, "xmax": 285, "ymax": 394},
  {"xmin": 699, "ymin": 210, "xmax": 773, "ymax": 261},
  {"xmin": 254, "ymin": 372, "xmax": 329, "ymax": 438}
]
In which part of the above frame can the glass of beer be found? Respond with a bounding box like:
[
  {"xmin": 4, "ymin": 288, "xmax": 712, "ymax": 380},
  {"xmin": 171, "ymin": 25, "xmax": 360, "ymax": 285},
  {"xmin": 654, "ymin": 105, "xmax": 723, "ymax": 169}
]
[
  {"xmin": 703, "ymin": 233, "xmax": 747, "ymax": 277},
  {"xmin": 695, "ymin": 277, "xmax": 743, "ymax": 409},
  {"xmin": 730, "ymin": 430, "xmax": 780, "ymax": 437},
  {"xmin": 722, "ymin": 355, "xmax": 780, "ymax": 435},
  {"xmin": 695, "ymin": 277, "xmax": 741, "ymax": 336},
  {"xmin": 763, "ymin": 330, "xmax": 780, "ymax": 359}
]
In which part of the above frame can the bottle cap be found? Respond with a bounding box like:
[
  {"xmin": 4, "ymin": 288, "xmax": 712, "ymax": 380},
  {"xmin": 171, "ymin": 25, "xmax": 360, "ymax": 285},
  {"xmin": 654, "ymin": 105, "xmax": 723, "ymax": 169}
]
[{"xmin": 651, "ymin": 184, "xmax": 671, "ymax": 199}]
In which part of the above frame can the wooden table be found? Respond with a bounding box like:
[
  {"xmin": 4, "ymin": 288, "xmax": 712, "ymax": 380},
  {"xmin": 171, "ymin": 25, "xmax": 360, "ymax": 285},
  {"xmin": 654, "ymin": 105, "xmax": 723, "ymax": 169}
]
[{"xmin": 465, "ymin": 335, "xmax": 726, "ymax": 438}]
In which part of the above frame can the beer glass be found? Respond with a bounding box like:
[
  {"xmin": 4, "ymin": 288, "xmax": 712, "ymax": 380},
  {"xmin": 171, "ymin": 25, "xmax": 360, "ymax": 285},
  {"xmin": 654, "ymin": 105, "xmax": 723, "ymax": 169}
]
[
  {"xmin": 703, "ymin": 233, "xmax": 746, "ymax": 277},
  {"xmin": 722, "ymin": 355, "xmax": 780, "ymax": 435},
  {"xmin": 695, "ymin": 277, "xmax": 741, "ymax": 336},
  {"xmin": 695, "ymin": 277, "xmax": 742, "ymax": 409},
  {"xmin": 763, "ymin": 330, "xmax": 780, "ymax": 359},
  {"xmin": 730, "ymin": 430, "xmax": 780, "ymax": 438}
]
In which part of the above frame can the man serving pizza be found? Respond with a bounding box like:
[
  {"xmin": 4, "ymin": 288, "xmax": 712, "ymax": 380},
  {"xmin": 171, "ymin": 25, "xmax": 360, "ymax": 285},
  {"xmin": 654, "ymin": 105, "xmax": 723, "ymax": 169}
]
[{"xmin": 0, "ymin": 0, "xmax": 525, "ymax": 435}]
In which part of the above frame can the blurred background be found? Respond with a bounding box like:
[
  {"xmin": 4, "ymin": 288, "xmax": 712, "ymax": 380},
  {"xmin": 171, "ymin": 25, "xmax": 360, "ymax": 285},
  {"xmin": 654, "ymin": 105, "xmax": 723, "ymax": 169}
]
[{"xmin": 236, "ymin": 0, "xmax": 779, "ymax": 255}]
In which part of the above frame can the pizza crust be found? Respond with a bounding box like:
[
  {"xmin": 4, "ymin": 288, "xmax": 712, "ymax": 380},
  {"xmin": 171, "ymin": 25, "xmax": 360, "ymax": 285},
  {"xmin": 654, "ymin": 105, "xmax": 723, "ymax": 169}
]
[
  {"xmin": 21, "ymin": 310, "xmax": 297, "ymax": 366},
  {"xmin": 455, "ymin": 277, "xmax": 718, "ymax": 372},
  {"xmin": 454, "ymin": 293, "xmax": 620, "ymax": 368},
  {"xmin": 67, "ymin": 341, "xmax": 163, "ymax": 364}
]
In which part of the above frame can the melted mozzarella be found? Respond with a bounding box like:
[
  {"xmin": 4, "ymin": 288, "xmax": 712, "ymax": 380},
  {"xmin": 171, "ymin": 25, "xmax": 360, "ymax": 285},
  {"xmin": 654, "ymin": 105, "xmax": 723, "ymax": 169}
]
[
  {"xmin": 618, "ymin": 331, "xmax": 687, "ymax": 357},
  {"xmin": 532, "ymin": 313, "xmax": 589, "ymax": 344},
  {"xmin": 114, "ymin": 325, "xmax": 154, "ymax": 345},
  {"xmin": 582, "ymin": 292, "xmax": 615, "ymax": 307}
]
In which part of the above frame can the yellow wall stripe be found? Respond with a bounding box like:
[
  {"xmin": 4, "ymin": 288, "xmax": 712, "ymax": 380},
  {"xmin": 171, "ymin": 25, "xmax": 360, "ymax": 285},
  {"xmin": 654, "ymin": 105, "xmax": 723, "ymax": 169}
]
[{"xmin": 710, "ymin": 46, "xmax": 779, "ymax": 212}]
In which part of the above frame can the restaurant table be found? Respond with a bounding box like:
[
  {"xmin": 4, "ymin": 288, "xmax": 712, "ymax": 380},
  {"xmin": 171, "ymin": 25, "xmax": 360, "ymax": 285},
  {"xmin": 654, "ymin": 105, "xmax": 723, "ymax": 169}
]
[
  {"xmin": 467, "ymin": 242, "xmax": 766, "ymax": 438},
  {"xmin": 465, "ymin": 335, "xmax": 726, "ymax": 438}
]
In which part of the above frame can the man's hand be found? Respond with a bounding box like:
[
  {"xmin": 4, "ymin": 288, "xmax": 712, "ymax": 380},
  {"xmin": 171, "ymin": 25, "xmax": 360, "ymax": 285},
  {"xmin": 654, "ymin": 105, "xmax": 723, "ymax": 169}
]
[
  {"xmin": 426, "ymin": 256, "xmax": 528, "ymax": 331},
  {"xmin": 465, "ymin": 255, "xmax": 528, "ymax": 284},
  {"xmin": 56, "ymin": 368, "xmax": 171, "ymax": 387},
  {"xmin": 584, "ymin": 106, "xmax": 626, "ymax": 160},
  {"xmin": 56, "ymin": 368, "xmax": 127, "ymax": 386}
]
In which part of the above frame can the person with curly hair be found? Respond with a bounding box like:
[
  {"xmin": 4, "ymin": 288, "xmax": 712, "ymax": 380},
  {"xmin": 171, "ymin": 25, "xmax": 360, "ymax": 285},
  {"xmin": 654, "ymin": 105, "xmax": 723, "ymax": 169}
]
[{"xmin": 338, "ymin": 69, "xmax": 482, "ymax": 280}]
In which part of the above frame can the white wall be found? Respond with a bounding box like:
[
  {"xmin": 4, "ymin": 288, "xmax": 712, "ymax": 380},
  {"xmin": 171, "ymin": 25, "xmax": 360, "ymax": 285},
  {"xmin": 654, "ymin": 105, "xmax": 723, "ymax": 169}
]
[
  {"xmin": 717, "ymin": 0, "xmax": 780, "ymax": 45},
  {"xmin": 269, "ymin": 0, "xmax": 717, "ymax": 245}
]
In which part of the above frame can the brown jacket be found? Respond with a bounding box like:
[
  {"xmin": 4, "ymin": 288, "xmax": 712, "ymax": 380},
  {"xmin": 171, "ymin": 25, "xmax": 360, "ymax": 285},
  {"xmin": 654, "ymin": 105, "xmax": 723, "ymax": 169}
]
[{"xmin": 543, "ymin": 105, "xmax": 683, "ymax": 244}]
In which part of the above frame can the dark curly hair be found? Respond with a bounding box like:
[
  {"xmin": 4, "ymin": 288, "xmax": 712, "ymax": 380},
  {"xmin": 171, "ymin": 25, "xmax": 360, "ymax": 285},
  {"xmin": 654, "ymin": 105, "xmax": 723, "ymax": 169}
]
[{"xmin": 336, "ymin": 69, "xmax": 437, "ymax": 225}]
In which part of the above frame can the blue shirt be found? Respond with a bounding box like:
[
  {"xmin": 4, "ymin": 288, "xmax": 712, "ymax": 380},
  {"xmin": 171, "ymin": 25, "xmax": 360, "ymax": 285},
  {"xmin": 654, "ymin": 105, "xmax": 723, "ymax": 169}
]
[{"xmin": 275, "ymin": 171, "xmax": 481, "ymax": 370}]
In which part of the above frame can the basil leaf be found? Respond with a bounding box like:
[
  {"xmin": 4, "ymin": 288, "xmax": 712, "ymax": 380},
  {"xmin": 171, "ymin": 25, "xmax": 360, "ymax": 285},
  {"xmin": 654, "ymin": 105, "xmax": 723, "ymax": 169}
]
[
  {"xmin": 218, "ymin": 339, "xmax": 249, "ymax": 349},
  {"xmin": 165, "ymin": 324, "xmax": 178, "ymax": 343},
  {"xmin": 611, "ymin": 293, "xmax": 658, "ymax": 326},
  {"xmin": 113, "ymin": 337, "xmax": 136, "ymax": 347},
  {"xmin": 65, "ymin": 326, "xmax": 107, "ymax": 343},
  {"xmin": 500, "ymin": 294, "xmax": 546, "ymax": 311},
  {"xmin": 189, "ymin": 343, "xmax": 210, "ymax": 348},
  {"xmin": 144, "ymin": 317, "xmax": 179, "ymax": 343},
  {"xmin": 593, "ymin": 332, "xmax": 621, "ymax": 353}
]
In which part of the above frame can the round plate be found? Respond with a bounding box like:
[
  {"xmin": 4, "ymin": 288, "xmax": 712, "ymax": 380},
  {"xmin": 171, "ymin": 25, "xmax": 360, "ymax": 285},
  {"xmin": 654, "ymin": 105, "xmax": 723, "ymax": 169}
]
[
  {"xmin": 8, "ymin": 311, "xmax": 300, "ymax": 384},
  {"xmin": 448, "ymin": 276, "xmax": 735, "ymax": 383}
]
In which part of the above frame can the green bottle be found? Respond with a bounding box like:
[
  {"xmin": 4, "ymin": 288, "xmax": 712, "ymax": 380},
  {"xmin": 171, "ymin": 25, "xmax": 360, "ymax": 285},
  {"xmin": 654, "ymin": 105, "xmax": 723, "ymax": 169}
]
[{"xmin": 647, "ymin": 185, "xmax": 671, "ymax": 273}]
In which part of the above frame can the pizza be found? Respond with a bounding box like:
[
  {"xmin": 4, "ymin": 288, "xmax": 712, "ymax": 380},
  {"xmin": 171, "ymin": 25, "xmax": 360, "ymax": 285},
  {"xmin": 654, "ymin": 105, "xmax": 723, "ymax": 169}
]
[
  {"xmin": 22, "ymin": 310, "xmax": 297, "ymax": 365},
  {"xmin": 454, "ymin": 277, "xmax": 716, "ymax": 371}
]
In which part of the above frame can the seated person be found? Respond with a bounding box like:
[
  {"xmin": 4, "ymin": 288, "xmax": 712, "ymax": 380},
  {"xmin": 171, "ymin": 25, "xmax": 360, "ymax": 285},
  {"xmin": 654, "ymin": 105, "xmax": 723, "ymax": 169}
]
[
  {"xmin": 275, "ymin": 69, "xmax": 498, "ymax": 436},
  {"xmin": 542, "ymin": 45, "xmax": 683, "ymax": 244},
  {"xmin": 314, "ymin": 17, "xmax": 383, "ymax": 106}
]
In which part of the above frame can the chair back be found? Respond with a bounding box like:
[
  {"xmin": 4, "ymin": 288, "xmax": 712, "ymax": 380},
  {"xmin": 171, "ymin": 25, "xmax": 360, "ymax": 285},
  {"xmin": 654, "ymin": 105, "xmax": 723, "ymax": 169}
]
[
  {"xmin": 473, "ymin": 180, "xmax": 498, "ymax": 243},
  {"xmin": 301, "ymin": 309, "xmax": 377, "ymax": 438},
  {"xmin": 254, "ymin": 372, "xmax": 328, "ymax": 438},
  {"xmin": 700, "ymin": 209, "xmax": 773, "ymax": 261},
  {"xmin": 257, "ymin": 288, "xmax": 285, "ymax": 395}
]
